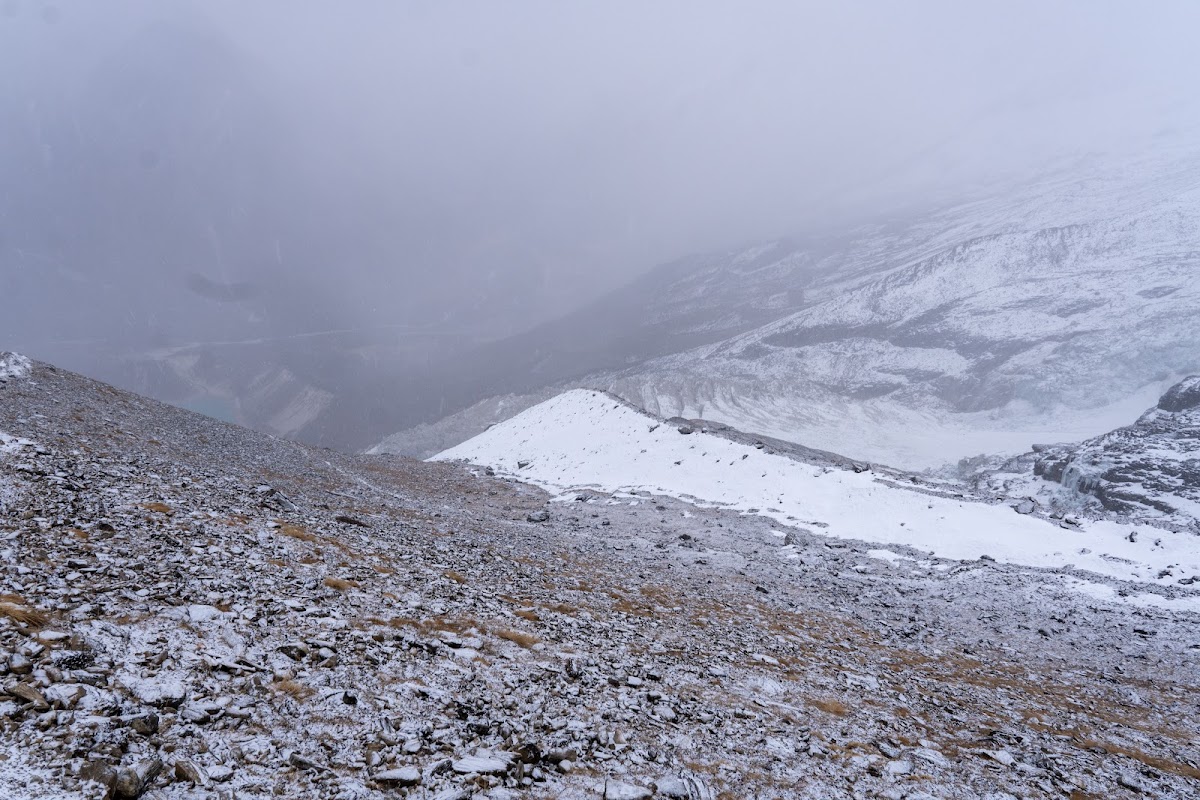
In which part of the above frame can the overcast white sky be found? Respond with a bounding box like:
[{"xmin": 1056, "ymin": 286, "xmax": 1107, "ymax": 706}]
[
  {"xmin": 3, "ymin": 0, "xmax": 1198, "ymax": 338},
  {"xmin": 208, "ymin": 0, "xmax": 1200, "ymax": 263}
]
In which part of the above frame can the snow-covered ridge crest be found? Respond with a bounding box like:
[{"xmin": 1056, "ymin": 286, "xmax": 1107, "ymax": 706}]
[
  {"xmin": 0, "ymin": 351, "xmax": 31, "ymax": 381},
  {"xmin": 434, "ymin": 389, "xmax": 1200, "ymax": 597}
]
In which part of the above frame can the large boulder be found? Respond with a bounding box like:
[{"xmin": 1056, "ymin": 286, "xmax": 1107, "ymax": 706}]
[{"xmin": 1158, "ymin": 376, "xmax": 1200, "ymax": 412}]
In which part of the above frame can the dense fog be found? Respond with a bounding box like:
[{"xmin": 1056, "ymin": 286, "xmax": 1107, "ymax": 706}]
[{"xmin": 2, "ymin": 1, "xmax": 1197, "ymax": 446}]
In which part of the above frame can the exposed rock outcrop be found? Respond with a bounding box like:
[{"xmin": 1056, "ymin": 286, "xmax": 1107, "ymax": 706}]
[{"xmin": 1033, "ymin": 376, "xmax": 1200, "ymax": 529}]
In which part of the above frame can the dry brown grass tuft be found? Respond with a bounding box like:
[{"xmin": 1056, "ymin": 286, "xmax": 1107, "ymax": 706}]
[
  {"xmin": 326, "ymin": 537, "xmax": 360, "ymax": 558},
  {"xmin": 274, "ymin": 679, "xmax": 316, "ymax": 700},
  {"xmin": 323, "ymin": 576, "xmax": 360, "ymax": 591},
  {"xmin": 428, "ymin": 618, "xmax": 479, "ymax": 635},
  {"xmin": 0, "ymin": 601, "xmax": 49, "ymax": 628},
  {"xmin": 278, "ymin": 523, "xmax": 318, "ymax": 543},
  {"xmin": 811, "ymin": 698, "xmax": 850, "ymax": 716},
  {"xmin": 611, "ymin": 593, "xmax": 654, "ymax": 617},
  {"xmin": 444, "ymin": 569, "xmax": 467, "ymax": 584},
  {"xmin": 639, "ymin": 584, "xmax": 675, "ymax": 603},
  {"xmin": 514, "ymin": 609, "xmax": 540, "ymax": 622},
  {"xmin": 1033, "ymin": 727, "xmax": 1200, "ymax": 781},
  {"xmin": 495, "ymin": 628, "xmax": 539, "ymax": 648}
]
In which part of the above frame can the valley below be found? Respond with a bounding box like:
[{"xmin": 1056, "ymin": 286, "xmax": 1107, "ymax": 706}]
[{"xmin": 6, "ymin": 7, "xmax": 1200, "ymax": 800}]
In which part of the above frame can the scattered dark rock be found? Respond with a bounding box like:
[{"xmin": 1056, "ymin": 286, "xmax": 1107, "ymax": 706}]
[
  {"xmin": 113, "ymin": 758, "xmax": 162, "ymax": 799},
  {"xmin": 128, "ymin": 712, "xmax": 159, "ymax": 736}
]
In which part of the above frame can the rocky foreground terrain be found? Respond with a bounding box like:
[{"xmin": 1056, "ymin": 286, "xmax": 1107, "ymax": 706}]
[{"xmin": 1, "ymin": 353, "xmax": 1199, "ymax": 799}]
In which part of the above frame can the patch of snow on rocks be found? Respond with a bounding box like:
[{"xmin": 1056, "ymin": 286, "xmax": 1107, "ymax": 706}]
[
  {"xmin": 867, "ymin": 548, "xmax": 915, "ymax": 565},
  {"xmin": 0, "ymin": 352, "xmax": 31, "ymax": 381},
  {"xmin": 0, "ymin": 430, "xmax": 34, "ymax": 458},
  {"xmin": 1061, "ymin": 577, "xmax": 1200, "ymax": 613},
  {"xmin": 0, "ymin": 747, "xmax": 73, "ymax": 800}
]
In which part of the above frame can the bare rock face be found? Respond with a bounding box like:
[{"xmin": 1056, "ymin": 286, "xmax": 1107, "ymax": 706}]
[
  {"xmin": 1033, "ymin": 376, "xmax": 1200, "ymax": 529},
  {"xmin": 2, "ymin": 357, "xmax": 1199, "ymax": 799},
  {"xmin": 1158, "ymin": 375, "xmax": 1200, "ymax": 412},
  {"xmin": 79, "ymin": 761, "xmax": 118, "ymax": 795}
]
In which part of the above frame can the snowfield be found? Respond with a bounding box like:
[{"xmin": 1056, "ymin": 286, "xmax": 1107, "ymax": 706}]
[{"xmin": 436, "ymin": 390, "xmax": 1200, "ymax": 600}]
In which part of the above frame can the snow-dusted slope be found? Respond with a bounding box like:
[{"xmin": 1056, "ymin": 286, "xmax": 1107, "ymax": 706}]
[
  {"xmin": 436, "ymin": 390, "xmax": 1200, "ymax": 597},
  {"xmin": 9, "ymin": 359, "xmax": 1200, "ymax": 797},
  {"xmin": 369, "ymin": 388, "xmax": 559, "ymax": 459},
  {"xmin": 610, "ymin": 145, "xmax": 1200, "ymax": 468},
  {"xmin": 382, "ymin": 140, "xmax": 1200, "ymax": 468}
]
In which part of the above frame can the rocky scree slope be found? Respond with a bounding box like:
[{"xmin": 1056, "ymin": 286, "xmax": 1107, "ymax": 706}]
[{"xmin": 1, "ymin": 355, "xmax": 1199, "ymax": 799}]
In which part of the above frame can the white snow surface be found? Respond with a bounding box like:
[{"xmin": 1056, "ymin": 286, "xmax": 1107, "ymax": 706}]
[
  {"xmin": 436, "ymin": 390, "xmax": 1200, "ymax": 595},
  {"xmin": 0, "ymin": 749, "xmax": 72, "ymax": 800},
  {"xmin": 0, "ymin": 352, "xmax": 31, "ymax": 380},
  {"xmin": 0, "ymin": 430, "xmax": 33, "ymax": 457}
]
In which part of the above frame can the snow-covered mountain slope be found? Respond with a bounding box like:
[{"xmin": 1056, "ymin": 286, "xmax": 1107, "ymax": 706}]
[
  {"xmin": 381, "ymin": 138, "xmax": 1200, "ymax": 468},
  {"xmin": 435, "ymin": 390, "xmax": 1200, "ymax": 598},
  {"xmin": 607, "ymin": 145, "xmax": 1200, "ymax": 468}
]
